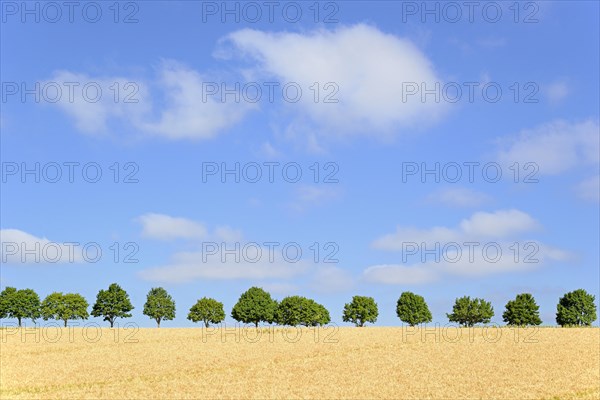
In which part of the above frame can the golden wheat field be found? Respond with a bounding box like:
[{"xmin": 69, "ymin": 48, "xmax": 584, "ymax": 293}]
[{"xmin": 1, "ymin": 326, "xmax": 598, "ymax": 399}]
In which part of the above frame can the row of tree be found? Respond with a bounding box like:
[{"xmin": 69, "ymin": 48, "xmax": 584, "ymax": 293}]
[{"xmin": 0, "ymin": 285, "xmax": 596, "ymax": 328}]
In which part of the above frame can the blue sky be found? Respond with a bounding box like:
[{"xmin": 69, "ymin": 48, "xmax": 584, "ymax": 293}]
[{"xmin": 1, "ymin": 1, "xmax": 598, "ymax": 327}]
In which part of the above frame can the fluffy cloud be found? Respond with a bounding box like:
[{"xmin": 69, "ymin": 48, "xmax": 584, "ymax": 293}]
[
  {"xmin": 138, "ymin": 248, "xmax": 309, "ymax": 283},
  {"xmin": 44, "ymin": 71, "xmax": 150, "ymax": 134},
  {"xmin": 458, "ymin": 209, "xmax": 539, "ymax": 238},
  {"xmin": 496, "ymin": 119, "xmax": 599, "ymax": 175},
  {"xmin": 310, "ymin": 266, "xmax": 354, "ymax": 293},
  {"xmin": 139, "ymin": 61, "xmax": 255, "ymax": 139},
  {"xmin": 136, "ymin": 214, "xmax": 353, "ymax": 290},
  {"xmin": 49, "ymin": 26, "xmax": 448, "ymax": 143},
  {"xmin": 213, "ymin": 226, "xmax": 244, "ymax": 242},
  {"xmin": 366, "ymin": 209, "xmax": 568, "ymax": 282},
  {"xmin": 289, "ymin": 185, "xmax": 340, "ymax": 211},
  {"xmin": 363, "ymin": 265, "xmax": 438, "ymax": 285},
  {"xmin": 426, "ymin": 187, "xmax": 491, "ymax": 207},
  {"xmin": 137, "ymin": 213, "xmax": 208, "ymax": 241},
  {"xmin": 543, "ymin": 80, "xmax": 570, "ymax": 104},
  {"xmin": 575, "ymin": 175, "xmax": 600, "ymax": 202},
  {"xmin": 364, "ymin": 241, "xmax": 569, "ymax": 283},
  {"xmin": 0, "ymin": 229, "xmax": 84, "ymax": 264},
  {"xmin": 222, "ymin": 24, "xmax": 448, "ymax": 137},
  {"xmin": 46, "ymin": 62, "xmax": 255, "ymax": 140},
  {"xmin": 372, "ymin": 209, "xmax": 538, "ymax": 251},
  {"xmin": 137, "ymin": 213, "xmax": 245, "ymax": 243}
]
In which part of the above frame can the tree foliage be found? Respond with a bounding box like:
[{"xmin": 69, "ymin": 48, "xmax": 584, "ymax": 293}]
[
  {"xmin": 396, "ymin": 292, "xmax": 432, "ymax": 326},
  {"xmin": 41, "ymin": 292, "xmax": 89, "ymax": 327},
  {"xmin": 556, "ymin": 289, "xmax": 597, "ymax": 327},
  {"xmin": 276, "ymin": 296, "xmax": 330, "ymax": 326},
  {"xmin": 447, "ymin": 296, "xmax": 494, "ymax": 327},
  {"xmin": 231, "ymin": 287, "xmax": 278, "ymax": 327},
  {"xmin": 91, "ymin": 283, "xmax": 134, "ymax": 327},
  {"xmin": 188, "ymin": 297, "xmax": 225, "ymax": 327},
  {"xmin": 143, "ymin": 287, "xmax": 176, "ymax": 328},
  {"xmin": 0, "ymin": 287, "xmax": 41, "ymax": 327},
  {"xmin": 503, "ymin": 293, "xmax": 542, "ymax": 326},
  {"xmin": 342, "ymin": 295, "xmax": 378, "ymax": 327}
]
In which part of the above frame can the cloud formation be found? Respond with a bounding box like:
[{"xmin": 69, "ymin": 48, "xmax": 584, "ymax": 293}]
[{"xmin": 222, "ymin": 24, "xmax": 448, "ymax": 137}]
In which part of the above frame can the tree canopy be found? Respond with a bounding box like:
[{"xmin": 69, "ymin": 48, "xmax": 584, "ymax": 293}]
[
  {"xmin": 276, "ymin": 296, "xmax": 330, "ymax": 326},
  {"xmin": 396, "ymin": 292, "xmax": 432, "ymax": 326},
  {"xmin": 41, "ymin": 292, "xmax": 89, "ymax": 327},
  {"xmin": 0, "ymin": 287, "xmax": 41, "ymax": 327},
  {"xmin": 91, "ymin": 283, "xmax": 134, "ymax": 327},
  {"xmin": 556, "ymin": 289, "xmax": 597, "ymax": 327},
  {"xmin": 188, "ymin": 297, "xmax": 225, "ymax": 327},
  {"xmin": 342, "ymin": 295, "xmax": 378, "ymax": 327},
  {"xmin": 143, "ymin": 287, "xmax": 176, "ymax": 328},
  {"xmin": 447, "ymin": 296, "xmax": 494, "ymax": 327},
  {"xmin": 231, "ymin": 287, "xmax": 278, "ymax": 327},
  {"xmin": 503, "ymin": 293, "xmax": 542, "ymax": 326}
]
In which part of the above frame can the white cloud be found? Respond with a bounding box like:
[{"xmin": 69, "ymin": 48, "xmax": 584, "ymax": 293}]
[
  {"xmin": 310, "ymin": 266, "xmax": 354, "ymax": 293},
  {"xmin": 135, "ymin": 215, "xmax": 349, "ymax": 288},
  {"xmin": 137, "ymin": 213, "xmax": 208, "ymax": 241},
  {"xmin": 576, "ymin": 175, "xmax": 600, "ymax": 202},
  {"xmin": 289, "ymin": 185, "xmax": 340, "ymax": 211},
  {"xmin": 458, "ymin": 210, "xmax": 539, "ymax": 238},
  {"xmin": 222, "ymin": 24, "xmax": 448, "ymax": 137},
  {"xmin": 364, "ymin": 241, "xmax": 569, "ymax": 283},
  {"xmin": 544, "ymin": 81, "xmax": 570, "ymax": 104},
  {"xmin": 372, "ymin": 209, "xmax": 538, "ymax": 251},
  {"xmin": 366, "ymin": 209, "xmax": 568, "ymax": 282},
  {"xmin": 0, "ymin": 229, "xmax": 83, "ymax": 264},
  {"xmin": 47, "ymin": 61, "xmax": 256, "ymax": 140},
  {"xmin": 258, "ymin": 141, "xmax": 283, "ymax": 159},
  {"xmin": 496, "ymin": 119, "xmax": 599, "ymax": 175},
  {"xmin": 214, "ymin": 226, "xmax": 244, "ymax": 242},
  {"xmin": 434, "ymin": 241, "xmax": 569, "ymax": 277},
  {"xmin": 137, "ymin": 214, "xmax": 245, "ymax": 243},
  {"xmin": 45, "ymin": 71, "xmax": 151, "ymax": 134},
  {"xmin": 138, "ymin": 249, "xmax": 308, "ymax": 283},
  {"xmin": 363, "ymin": 264, "xmax": 438, "ymax": 285},
  {"xmin": 427, "ymin": 187, "xmax": 491, "ymax": 207},
  {"xmin": 373, "ymin": 226, "xmax": 460, "ymax": 251},
  {"xmin": 140, "ymin": 61, "xmax": 255, "ymax": 139}
]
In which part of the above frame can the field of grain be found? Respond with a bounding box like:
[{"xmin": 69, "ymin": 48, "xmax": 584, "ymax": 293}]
[{"xmin": 1, "ymin": 326, "xmax": 598, "ymax": 399}]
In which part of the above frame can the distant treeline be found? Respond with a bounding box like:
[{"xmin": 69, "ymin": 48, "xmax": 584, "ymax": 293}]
[{"xmin": 0, "ymin": 285, "xmax": 596, "ymax": 328}]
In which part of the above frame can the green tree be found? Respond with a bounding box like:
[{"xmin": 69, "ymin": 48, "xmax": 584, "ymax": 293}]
[
  {"xmin": 91, "ymin": 283, "xmax": 134, "ymax": 327},
  {"xmin": 447, "ymin": 296, "xmax": 494, "ymax": 327},
  {"xmin": 276, "ymin": 296, "xmax": 330, "ymax": 326},
  {"xmin": 342, "ymin": 295, "xmax": 378, "ymax": 327},
  {"xmin": 41, "ymin": 292, "xmax": 89, "ymax": 327},
  {"xmin": 0, "ymin": 287, "xmax": 41, "ymax": 327},
  {"xmin": 503, "ymin": 293, "xmax": 542, "ymax": 326},
  {"xmin": 556, "ymin": 289, "xmax": 597, "ymax": 327},
  {"xmin": 276, "ymin": 296, "xmax": 307, "ymax": 326},
  {"xmin": 311, "ymin": 302, "xmax": 331, "ymax": 326},
  {"xmin": 231, "ymin": 287, "xmax": 277, "ymax": 327},
  {"xmin": 143, "ymin": 287, "xmax": 176, "ymax": 328},
  {"xmin": 188, "ymin": 297, "xmax": 225, "ymax": 328},
  {"xmin": 396, "ymin": 292, "xmax": 433, "ymax": 326}
]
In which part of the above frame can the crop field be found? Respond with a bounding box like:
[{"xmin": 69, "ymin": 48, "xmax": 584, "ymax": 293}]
[{"xmin": 1, "ymin": 326, "xmax": 598, "ymax": 399}]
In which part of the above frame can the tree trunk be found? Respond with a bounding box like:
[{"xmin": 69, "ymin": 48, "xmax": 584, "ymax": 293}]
[
  {"xmin": 64, "ymin": 319, "xmax": 68, "ymax": 327},
  {"xmin": 17, "ymin": 317, "xmax": 22, "ymax": 327},
  {"xmin": 110, "ymin": 319, "xmax": 114, "ymax": 328},
  {"xmin": 204, "ymin": 321, "xmax": 209, "ymax": 328},
  {"xmin": 157, "ymin": 319, "xmax": 161, "ymax": 328},
  {"xmin": 255, "ymin": 321, "xmax": 258, "ymax": 328}
]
